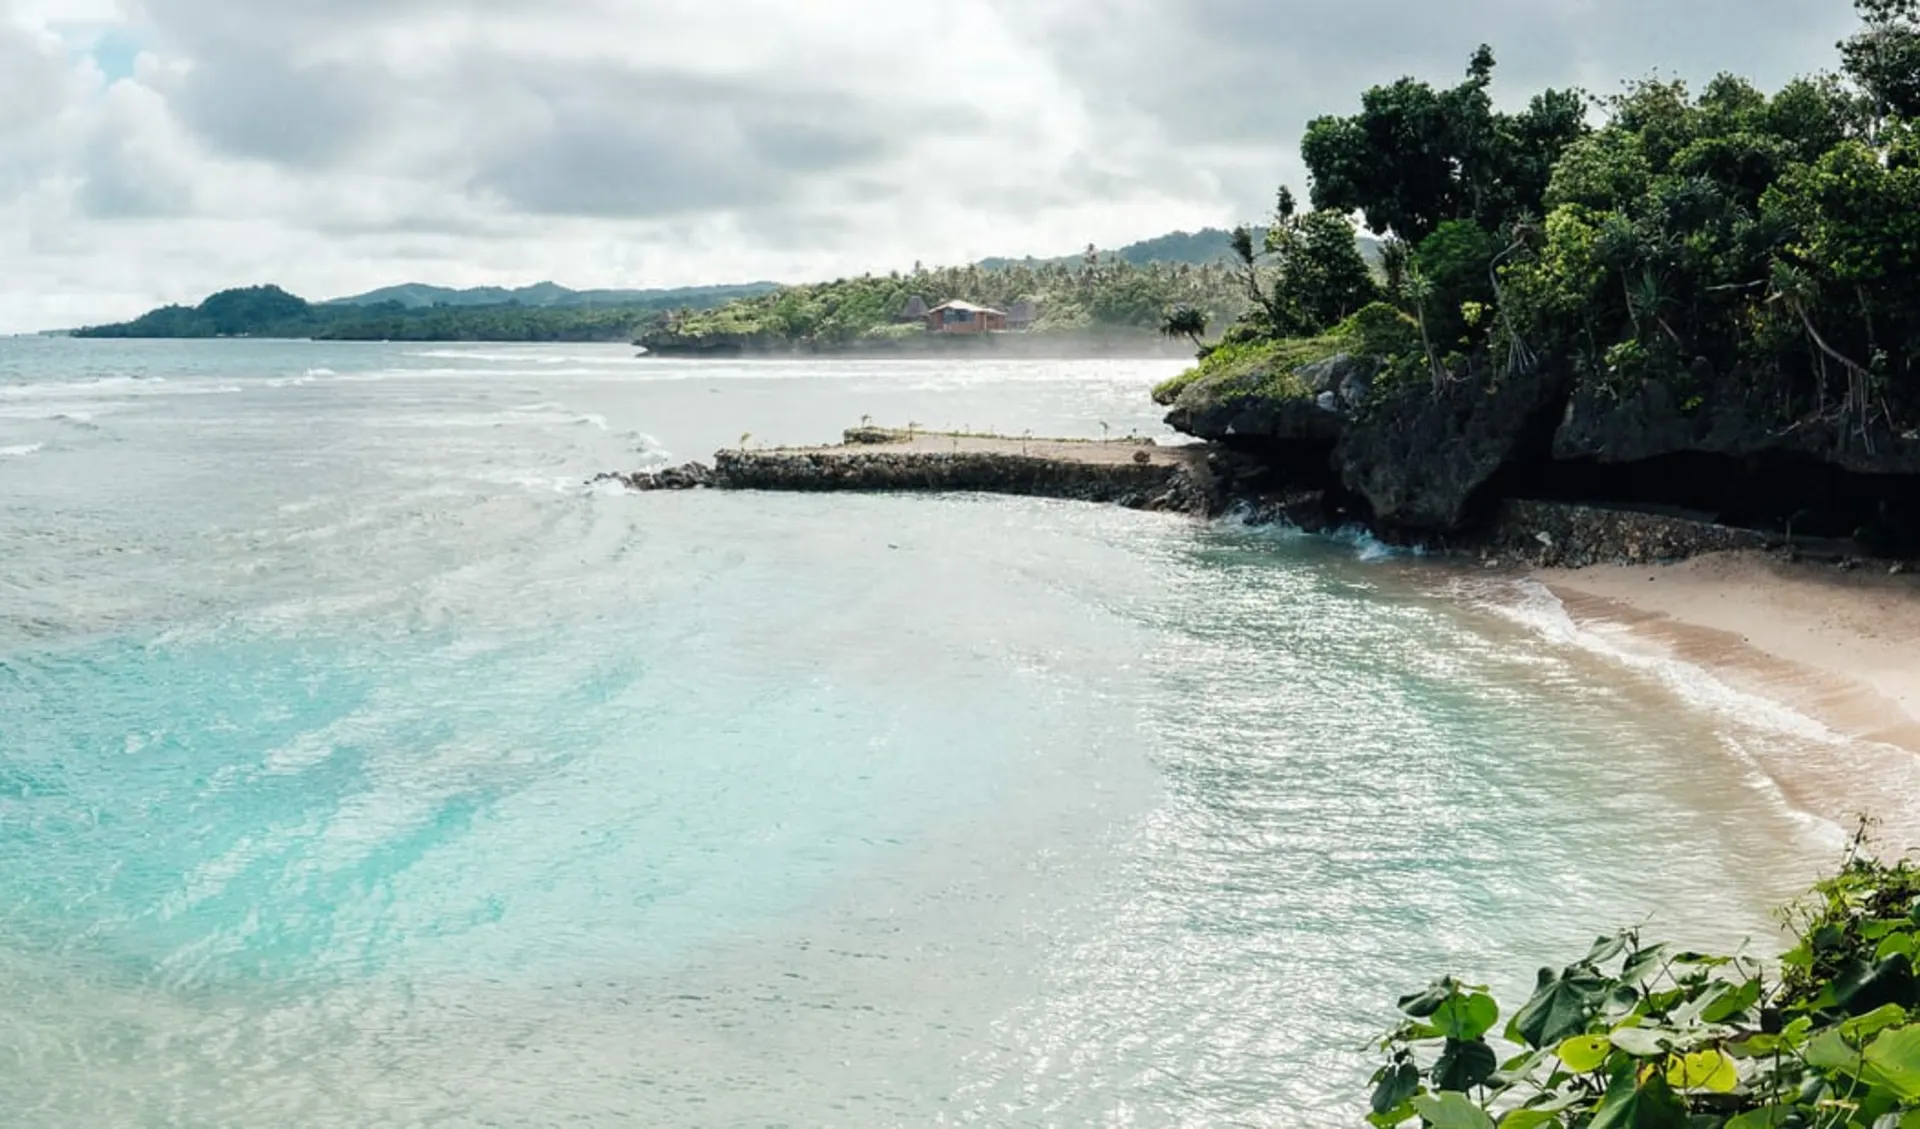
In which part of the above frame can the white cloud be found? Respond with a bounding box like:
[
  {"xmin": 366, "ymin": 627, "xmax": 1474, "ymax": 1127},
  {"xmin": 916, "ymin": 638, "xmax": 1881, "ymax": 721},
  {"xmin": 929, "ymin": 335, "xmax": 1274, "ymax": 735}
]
[{"xmin": 0, "ymin": 0, "xmax": 1869, "ymax": 332}]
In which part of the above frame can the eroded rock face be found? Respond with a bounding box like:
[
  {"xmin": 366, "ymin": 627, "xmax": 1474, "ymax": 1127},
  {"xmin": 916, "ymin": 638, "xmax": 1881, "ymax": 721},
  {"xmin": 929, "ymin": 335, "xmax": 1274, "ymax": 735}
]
[
  {"xmin": 1554, "ymin": 379, "xmax": 1920, "ymax": 474},
  {"xmin": 1336, "ymin": 371, "xmax": 1572, "ymax": 536},
  {"xmin": 1296, "ymin": 353, "xmax": 1378, "ymax": 410},
  {"xmin": 1164, "ymin": 394, "xmax": 1346, "ymax": 446},
  {"xmin": 1163, "ymin": 353, "xmax": 1378, "ymax": 445}
]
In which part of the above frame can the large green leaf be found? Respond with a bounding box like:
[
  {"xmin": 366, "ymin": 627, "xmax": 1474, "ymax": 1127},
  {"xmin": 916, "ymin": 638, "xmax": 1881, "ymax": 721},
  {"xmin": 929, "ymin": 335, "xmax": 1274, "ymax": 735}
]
[
  {"xmin": 1606, "ymin": 1025, "xmax": 1673, "ymax": 1058},
  {"xmin": 1555, "ymin": 1034, "xmax": 1612, "ymax": 1073},
  {"xmin": 1371, "ymin": 1061, "xmax": 1420, "ymax": 1115},
  {"xmin": 1512, "ymin": 966, "xmax": 1612, "ymax": 1049},
  {"xmin": 1587, "ymin": 1072, "xmax": 1690, "ymax": 1129},
  {"xmin": 1620, "ymin": 945, "xmax": 1670, "ymax": 986},
  {"xmin": 1823, "ymin": 954, "xmax": 1919, "ymax": 1016},
  {"xmin": 1586, "ymin": 934, "xmax": 1629, "ymax": 966},
  {"xmin": 1497, "ymin": 1111, "xmax": 1559, "ymax": 1129},
  {"xmin": 1663, "ymin": 1048, "xmax": 1738, "ymax": 1092},
  {"xmin": 1805, "ymin": 1026, "xmax": 1866, "ymax": 1072},
  {"xmin": 1700, "ymin": 978, "xmax": 1764, "ymax": 1024},
  {"xmin": 1436, "ymin": 994, "xmax": 1500, "ymax": 1041},
  {"xmin": 1839, "ymin": 1003, "xmax": 1908, "ymax": 1042},
  {"xmin": 1401, "ymin": 978, "xmax": 1461, "ymax": 1019},
  {"xmin": 1411, "ymin": 1092, "xmax": 1496, "ymax": 1129},
  {"xmin": 1722, "ymin": 1108, "xmax": 1792, "ymax": 1129},
  {"xmin": 1863, "ymin": 1023, "xmax": 1920, "ymax": 1099},
  {"xmin": 1434, "ymin": 1039, "xmax": 1499, "ymax": 1092}
]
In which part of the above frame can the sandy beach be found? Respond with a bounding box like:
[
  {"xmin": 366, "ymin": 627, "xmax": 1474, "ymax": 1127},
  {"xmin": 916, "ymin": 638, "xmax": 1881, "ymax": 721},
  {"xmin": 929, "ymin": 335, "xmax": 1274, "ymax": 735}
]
[
  {"xmin": 1537, "ymin": 552, "xmax": 1920, "ymax": 842},
  {"xmin": 1540, "ymin": 553, "xmax": 1920, "ymax": 752}
]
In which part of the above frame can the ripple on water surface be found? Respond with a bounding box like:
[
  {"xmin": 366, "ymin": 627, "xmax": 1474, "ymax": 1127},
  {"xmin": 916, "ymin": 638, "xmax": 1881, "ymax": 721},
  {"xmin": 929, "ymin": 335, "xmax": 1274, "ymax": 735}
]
[{"xmin": 0, "ymin": 339, "xmax": 1843, "ymax": 1127}]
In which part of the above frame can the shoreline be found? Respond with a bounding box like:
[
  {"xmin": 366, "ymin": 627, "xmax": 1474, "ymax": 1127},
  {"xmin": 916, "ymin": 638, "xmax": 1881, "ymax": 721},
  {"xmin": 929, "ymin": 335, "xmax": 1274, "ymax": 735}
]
[{"xmin": 1528, "ymin": 551, "xmax": 1920, "ymax": 847}]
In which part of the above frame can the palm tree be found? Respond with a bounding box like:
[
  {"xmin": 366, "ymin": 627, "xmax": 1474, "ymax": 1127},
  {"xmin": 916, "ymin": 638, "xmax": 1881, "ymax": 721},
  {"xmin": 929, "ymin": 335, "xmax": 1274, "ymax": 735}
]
[
  {"xmin": 1160, "ymin": 305, "xmax": 1209, "ymax": 351},
  {"xmin": 1628, "ymin": 269, "xmax": 1684, "ymax": 347}
]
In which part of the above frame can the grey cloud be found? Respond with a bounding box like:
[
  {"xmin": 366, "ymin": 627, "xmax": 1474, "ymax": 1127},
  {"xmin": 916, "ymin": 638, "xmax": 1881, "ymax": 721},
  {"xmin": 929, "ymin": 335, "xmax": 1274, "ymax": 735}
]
[
  {"xmin": 168, "ymin": 55, "xmax": 383, "ymax": 168},
  {"xmin": 464, "ymin": 66, "xmax": 909, "ymax": 218},
  {"xmin": 0, "ymin": 22, "xmax": 72, "ymax": 138},
  {"xmin": 1018, "ymin": 0, "xmax": 1860, "ymax": 211},
  {"xmin": 127, "ymin": 1, "xmax": 962, "ymax": 221}
]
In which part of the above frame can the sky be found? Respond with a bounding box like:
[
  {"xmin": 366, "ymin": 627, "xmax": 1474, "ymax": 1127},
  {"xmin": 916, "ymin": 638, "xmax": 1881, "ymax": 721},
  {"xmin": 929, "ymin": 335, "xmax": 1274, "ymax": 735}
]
[{"xmin": 0, "ymin": 0, "xmax": 1864, "ymax": 332}]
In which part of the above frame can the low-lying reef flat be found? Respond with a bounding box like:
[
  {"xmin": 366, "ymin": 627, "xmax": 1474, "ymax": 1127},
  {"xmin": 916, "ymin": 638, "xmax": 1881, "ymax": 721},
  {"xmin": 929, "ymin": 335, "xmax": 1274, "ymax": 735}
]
[{"xmin": 594, "ymin": 428, "xmax": 1215, "ymax": 514}]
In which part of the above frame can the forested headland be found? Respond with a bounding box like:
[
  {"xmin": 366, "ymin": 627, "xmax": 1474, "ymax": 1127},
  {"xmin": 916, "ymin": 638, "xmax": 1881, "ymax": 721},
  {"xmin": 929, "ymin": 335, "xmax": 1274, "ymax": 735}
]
[
  {"xmin": 68, "ymin": 230, "xmax": 1263, "ymax": 347},
  {"xmin": 636, "ymin": 253, "xmax": 1252, "ymax": 356},
  {"xmin": 1156, "ymin": 0, "xmax": 1920, "ymax": 557},
  {"xmin": 67, "ymin": 282, "xmax": 771, "ymax": 342}
]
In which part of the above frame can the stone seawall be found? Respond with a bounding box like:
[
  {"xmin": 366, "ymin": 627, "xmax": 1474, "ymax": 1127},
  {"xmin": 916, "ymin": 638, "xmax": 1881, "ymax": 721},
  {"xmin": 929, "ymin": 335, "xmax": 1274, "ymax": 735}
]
[
  {"xmin": 1483, "ymin": 500, "xmax": 1775, "ymax": 568},
  {"xmin": 593, "ymin": 432, "xmax": 1217, "ymax": 515},
  {"xmin": 709, "ymin": 448, "xmax": 1211, "ymax": 513}
]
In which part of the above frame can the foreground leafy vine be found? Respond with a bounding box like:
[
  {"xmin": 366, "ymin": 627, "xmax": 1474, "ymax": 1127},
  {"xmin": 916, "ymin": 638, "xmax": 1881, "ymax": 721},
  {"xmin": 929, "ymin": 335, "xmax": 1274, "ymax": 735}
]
[{"xmin": 1372, "ymin": 837, "xmax": 1920, "ymax": 1127}]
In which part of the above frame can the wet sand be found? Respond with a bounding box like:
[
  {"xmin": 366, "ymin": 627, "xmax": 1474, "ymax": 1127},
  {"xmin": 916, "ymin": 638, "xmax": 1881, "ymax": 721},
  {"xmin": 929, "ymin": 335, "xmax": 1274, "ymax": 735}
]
[{"xmin": 1535, "ymin": 552, "xmax": 1920, "ymax": 846}]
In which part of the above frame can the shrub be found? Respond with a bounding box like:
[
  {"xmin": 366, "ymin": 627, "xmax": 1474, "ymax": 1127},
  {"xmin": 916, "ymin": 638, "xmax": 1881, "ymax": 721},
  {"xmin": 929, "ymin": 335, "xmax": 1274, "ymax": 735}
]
[
  {"xmin": 1150, "ymin": 335, "xmax": 1344, "ymax": 406},
  {"xmin": 1370, "ymin": 835, "xmax": 1920, "ymax": 1127}
]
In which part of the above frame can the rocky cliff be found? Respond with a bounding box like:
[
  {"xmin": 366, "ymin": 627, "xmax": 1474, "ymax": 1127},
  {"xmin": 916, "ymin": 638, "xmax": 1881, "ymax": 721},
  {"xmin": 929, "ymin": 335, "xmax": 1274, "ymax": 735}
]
[{"xmin": 1162, "ymin": 351, "xmax": 1920, "ymax": 559}]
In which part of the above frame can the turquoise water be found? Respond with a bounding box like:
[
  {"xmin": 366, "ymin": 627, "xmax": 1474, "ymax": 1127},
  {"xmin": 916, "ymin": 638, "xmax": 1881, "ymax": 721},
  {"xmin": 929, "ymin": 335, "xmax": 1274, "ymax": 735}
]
[{"xmin": 0, "ymin": 339, "xmax": 1849, "ymax": 1126}]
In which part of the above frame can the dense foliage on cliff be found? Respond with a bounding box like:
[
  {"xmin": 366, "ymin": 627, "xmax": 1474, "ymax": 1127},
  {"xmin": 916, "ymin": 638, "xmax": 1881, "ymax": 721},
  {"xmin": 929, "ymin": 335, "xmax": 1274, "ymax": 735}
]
[
  {"xmin": 68, "ymin": 284, "xmax": 749, "ymax": 342},
  {"xmin": 1369, "ymin": 838, "xmax": 1920, "ymax": 1127},
  {"xmin": 642, "ymin": 257, "xmax": 1252, "ymax": 351},
  {"xmin": 1178, "ymin": 0, "xmax": 1920, "ymax": 453}
]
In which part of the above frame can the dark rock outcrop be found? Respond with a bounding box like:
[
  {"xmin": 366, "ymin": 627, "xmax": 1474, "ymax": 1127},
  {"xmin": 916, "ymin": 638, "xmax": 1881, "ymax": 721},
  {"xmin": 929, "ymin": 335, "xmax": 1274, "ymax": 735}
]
[
  {"xmin": 1553, "ymin": 378, "xmax": 1920, "ymax": 474},
  {"xmin": 592, "ymin": 462, "xmax": 715, "ymax": 491},
  {"xmin": 1163, "ymin": 393, "xmax": 1347, "ymax": 448},
  {"xmin": 1334, "ymin": 371, "xmax": 1573, "ymax": 537},
  {"xmin": 1296, "ymin": 353, "xmax": 1379, "ymax": 412}
]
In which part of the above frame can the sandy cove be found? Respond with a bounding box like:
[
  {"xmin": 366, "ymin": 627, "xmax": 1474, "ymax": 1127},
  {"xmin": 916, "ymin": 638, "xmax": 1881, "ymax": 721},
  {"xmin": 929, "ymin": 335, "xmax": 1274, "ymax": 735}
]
[{"xmin": 1536, "ymin": 552, "xmax": 1920, "ymax": 842}]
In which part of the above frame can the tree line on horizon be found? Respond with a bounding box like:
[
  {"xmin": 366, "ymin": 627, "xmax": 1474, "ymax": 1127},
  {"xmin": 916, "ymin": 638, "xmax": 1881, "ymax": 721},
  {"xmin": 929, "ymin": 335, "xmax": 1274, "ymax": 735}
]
[
  {"xmin": 646, "ymin": 252, "xmax": 1257, "ymax": 349},
  {"xmin": 66, "ymin": 233, "xmax": 1271, "ymax": 344}
]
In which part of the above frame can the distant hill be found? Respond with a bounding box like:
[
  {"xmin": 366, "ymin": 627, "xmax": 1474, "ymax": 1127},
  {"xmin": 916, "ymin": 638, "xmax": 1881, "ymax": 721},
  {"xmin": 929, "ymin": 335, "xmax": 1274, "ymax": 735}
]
[
  {"xmin": 978, "ymin": 227, "xmax": 1383, "ymax": 270},
  {"xmin": 71, "ymin": 284, "xmax": 688, "ymax": 342},
  {"xmin": 327, "ymin": 280, "xmax": 780, "ymax": 310}
]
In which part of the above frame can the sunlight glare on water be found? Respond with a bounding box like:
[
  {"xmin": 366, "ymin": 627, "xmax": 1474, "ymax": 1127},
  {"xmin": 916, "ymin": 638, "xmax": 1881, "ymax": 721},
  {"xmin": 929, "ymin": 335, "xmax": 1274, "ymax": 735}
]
[{"xmin": 0, "ymin": 339, "xmax": 1841, "ymax": 1126}]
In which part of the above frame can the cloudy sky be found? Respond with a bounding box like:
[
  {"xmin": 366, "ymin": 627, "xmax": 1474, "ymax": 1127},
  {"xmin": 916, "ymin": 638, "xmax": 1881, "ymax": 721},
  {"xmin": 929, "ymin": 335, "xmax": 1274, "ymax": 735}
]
[{"xmin": 1, "ymin": 0, "xmax": 1861, "ymax": 332}]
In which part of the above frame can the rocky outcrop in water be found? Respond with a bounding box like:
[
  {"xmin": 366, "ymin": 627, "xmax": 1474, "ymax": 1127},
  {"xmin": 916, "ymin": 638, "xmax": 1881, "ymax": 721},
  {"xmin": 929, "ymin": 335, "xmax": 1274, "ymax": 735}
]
[{"xmin": 591, "ymin": 462, "xmax": 715, "ymax": 491}]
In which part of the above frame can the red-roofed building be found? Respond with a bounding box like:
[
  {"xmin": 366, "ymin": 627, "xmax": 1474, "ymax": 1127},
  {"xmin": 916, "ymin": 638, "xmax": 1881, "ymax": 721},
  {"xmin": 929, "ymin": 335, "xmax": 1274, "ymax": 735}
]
[{"xmin": 924, "ymin": 300, "xmax": 1008, "ymax": 334}]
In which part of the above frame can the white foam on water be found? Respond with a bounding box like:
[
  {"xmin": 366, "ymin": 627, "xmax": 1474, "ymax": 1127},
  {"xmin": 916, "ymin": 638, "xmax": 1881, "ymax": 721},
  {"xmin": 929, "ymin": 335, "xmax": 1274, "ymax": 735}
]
[
  {"xmin": 0, "ymin": 442, "xmax": 43, "ymax": 457},
  {"xmin": 1475, "ymin": 577, "xmax": 1920, "ymax": 849}
]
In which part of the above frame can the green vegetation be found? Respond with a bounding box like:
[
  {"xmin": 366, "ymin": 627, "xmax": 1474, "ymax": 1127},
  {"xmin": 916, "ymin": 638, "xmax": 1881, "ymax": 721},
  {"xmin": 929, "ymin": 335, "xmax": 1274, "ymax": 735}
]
[
  {"xmin": 1172, "ymin": 0, "xmax": 1920, "ymax": 445},
  {"xmin": 1370, "ymin": 835, "xmax": 1920, "ymax": 1127},
  {"xmin": 976, "ymin": 228, "xmax": 1248, "ymax": 270},
  {"xmin": 644, "ymin": 257, "xmax": 1252, "ymax": 352},
  {"xmin": 71, "ymin": 284, "xmax": 689, "ymax": 342},
  {"xmin": 1151, "ymin": 301, "xmax": 1421, "ymax": 408}
]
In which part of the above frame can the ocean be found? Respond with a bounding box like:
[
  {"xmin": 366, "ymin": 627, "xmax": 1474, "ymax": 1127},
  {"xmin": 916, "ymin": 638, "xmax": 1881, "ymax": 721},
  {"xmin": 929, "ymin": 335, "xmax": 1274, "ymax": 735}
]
[{"xmin": 0, "ymin": 338, "xmax": 1854, "ymax": 1126}]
